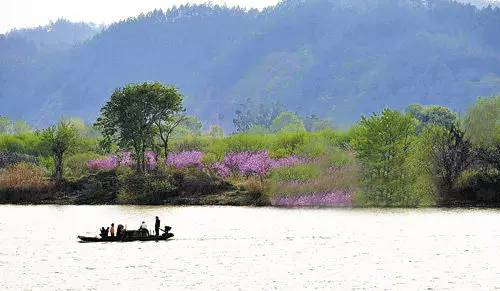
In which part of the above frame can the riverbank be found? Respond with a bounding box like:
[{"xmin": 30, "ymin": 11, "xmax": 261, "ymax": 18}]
[{"xmin": 0, "ymin": 169, "xmax": 269, "ymax": 206}]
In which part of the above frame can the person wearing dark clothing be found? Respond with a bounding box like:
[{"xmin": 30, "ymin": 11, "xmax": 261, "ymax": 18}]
[
  {"xmin": 100, "ymin": 227, "xmax": 108, "ymax": 238},
  {"xmin": 161, "ymin": 226, "xmax": 172, "ymax": 237},
  {"xmin": 155, "ymin": 216, "xmax": 160, "ymax": 236},
  {"xmin": 116, "ymin": 224, "xmax": 124, "ymax": 238}
]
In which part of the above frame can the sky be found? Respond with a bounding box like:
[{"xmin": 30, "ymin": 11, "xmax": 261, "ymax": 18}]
[{"xmin": 1, "ymin": 0, "xmax": 281, "ymax": 33}]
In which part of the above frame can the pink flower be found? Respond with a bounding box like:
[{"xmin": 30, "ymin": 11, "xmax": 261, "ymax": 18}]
[
  {"xmin": 86, "ymin": 156, "xmax": 117, "ymax": 170},
  {"xmin": 210, "ymin": 162, "xmax": 231, "ymax": 178},
  {"xmin": 222, "ymin": 151, "xmax": 305, "ymax": 178},
  {"xmin": 166, "ymin": 151, "xmax": 204, "ymax": 169},
  {"xmin": 145, "ymin": 151, "xmax": 157, "ymax": 170}
]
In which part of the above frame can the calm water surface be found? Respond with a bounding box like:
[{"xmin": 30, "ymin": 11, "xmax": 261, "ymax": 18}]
[{"xmin": 1, "ymin": 206, "xmax": 500, "ymax": 290}]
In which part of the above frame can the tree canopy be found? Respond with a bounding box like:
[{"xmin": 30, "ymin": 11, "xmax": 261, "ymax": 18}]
[{"xmin": 95, "ymin": 82, "xmax": 184, "ymax": 171}]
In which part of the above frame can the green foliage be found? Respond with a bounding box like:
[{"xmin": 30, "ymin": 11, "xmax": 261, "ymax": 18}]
[
  {"xmin": 269, "ymin": 131, "xmax": 306, "ymax": 158},
  {"xmin": 208, "ymin": 125, "xmax": 224, "ymax": 138},
  {"xmin": 117, "ymin": 172, "xmax": 177, "ymax": 204},
  {"xmin": 170, "ymin": 135, "xmax": 210, "ymax": 152},
  {"xmin": 406, "ymin": 104, "xmax": 457, "ymax": 132},
  {"xmin": 0, "ymin": 132, "xmax": 43, "ymax": 156},
  {"xmin": 247, "ymin": 125, "xmax": 271, "ymax": 134},
  {"xmin": 270, "ymin": 111, "xmax": 305, "ymax": 133},
  {"xmin": 463, "ymin": 96, "xmax": 500, "ymax": 149},
  {"xmin": 325, "ymin": 148, "xmax": 352, "ymax": 167},
  {"xmin": 208, "ymin": 133, "xmax": 271, "ymax": 158},
  {"xmin": 65, "ymin": 152, "xmax": 103, "ymax": 180},
  {"xmin": 95, "ymin": 82, "xmax": 184, "ymax": 170},
  {"xmin": 171, "ymin": 115, "xmax": 203, "ymax": 137},
  {"xmin": 269, "ymin": 164, "xmax": 321, "ymax": 183},
  {"xmin": 304, "ymin": 115, "xmax": 333, "ymax": 131},
  {"xmin": 233, "ymin": 100, "xmax": 284, "ymax": 132},
  {"xmin": 0, "ymin": 116, "xmax": 32, "ymax": 135},
  {"xmin": 351, "ymin": 109, "xmax": 418, "ymax": 206},
  {"xmin": 40, "ymin": 121, "xmax": 79, "ymax": 181}
]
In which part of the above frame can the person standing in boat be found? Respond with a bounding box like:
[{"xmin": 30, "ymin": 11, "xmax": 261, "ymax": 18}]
[
  {"xmin": 110, "ymin": 223, "xmax": 115, "ymax": 237},
  {"xmin": 155, "ymin": 216, "xmax": 160, "ymax": 236}
]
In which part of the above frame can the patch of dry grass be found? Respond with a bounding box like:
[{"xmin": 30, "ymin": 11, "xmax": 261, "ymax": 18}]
[{"xmin": 0, "ymin": 162, "xmax": 52, "ymax": 191}]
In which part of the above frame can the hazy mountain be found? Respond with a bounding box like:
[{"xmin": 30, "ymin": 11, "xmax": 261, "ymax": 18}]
[
  {"xmin": 459, "ymin": 0, "xmax": 500, "ymax": 7},
  {"xmin": 3, "ymin": 19, "xmax": 101, "ymax": 53},
  {"xmin": 1, "ymin": 0, "xmax": 500, "ymax": 129}
]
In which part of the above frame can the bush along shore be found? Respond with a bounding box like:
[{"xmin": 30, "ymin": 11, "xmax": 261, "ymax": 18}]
[{"xmin": 0, "ymin": 83, "xmax": 498, "ymax": 207}]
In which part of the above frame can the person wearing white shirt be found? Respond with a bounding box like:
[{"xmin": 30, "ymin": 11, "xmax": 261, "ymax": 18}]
[{"xmin": 139, "ymin": 221, "xmax": 149, "ymax": 236}]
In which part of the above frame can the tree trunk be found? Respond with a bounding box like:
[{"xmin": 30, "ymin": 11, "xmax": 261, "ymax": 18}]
[
  {"xmin": 54, "ymin": 154, "xmax": 63, "ymax": 182},
  {"xmin": 163, "ymin": 143, "xmax": 169, "ymax": 163}
]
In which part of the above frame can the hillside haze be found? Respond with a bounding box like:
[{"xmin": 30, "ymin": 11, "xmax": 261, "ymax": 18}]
[{"xmin": 1, "ymin": 0, "xmax": 500, "ymax": 129}]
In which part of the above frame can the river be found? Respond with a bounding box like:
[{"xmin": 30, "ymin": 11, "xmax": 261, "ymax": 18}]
[{"xmin": 0, "ymin": 206, "xmax": 499, "ymax": 290}]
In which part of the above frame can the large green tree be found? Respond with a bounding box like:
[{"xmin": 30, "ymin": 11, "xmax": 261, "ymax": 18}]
[
  {"xmin": 95, "ymin": 82, "xmax": 184, "ymax": 171},
  {"xmin": 463, "ymin": 96, "xmax": 500, "ymax": 149},
  {"xmin": 351, "ymin": 109, "xmax": 417, "ymax": 206},
  {"xmin": 406, "ymin": 104, "xmax": 457, "ymax": 132},
  {"xmin": 40, "ymin": 121, "xmax": 79, "ymax": 182}
]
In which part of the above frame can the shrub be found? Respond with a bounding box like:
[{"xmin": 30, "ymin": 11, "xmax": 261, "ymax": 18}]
[
  {"xmin": 208, "ymin": 133, "xmax": 272, "ymax": 158},
  {"xmin": 240, "ymin": 177, "xmax": 269, "ymax": 206},
  {"xmin": 0, "ymin": 133, "xmax": 44, "ymax": 156},
  {"xmin": 270, "ymin": 131, "xmax": 306, "ymax": 158},
  {"xmin": 167, "ymin": 151, "xmax": 204, "ymax": 169},
  {"xmin": 325, "ymin": 149, "xmax": 352, "ymax": 167},
  {"xmin": 170, "ymin": 135, "xmax": 210, "ymax": 152},
  {"xmin": 269, "ymin": 164, "xmax": 321, "ymax": 183},
  {"xmin": 117, "ymin": 172, "xmax": 177, "ymax": 204},
  {"xmin": 0, "ymin": 152, "xmax": 36, "ymax": 168},
  {"xmin": 0, "ymin": 162, "xmax": 50, "ymax": 190},
  {"xmin": 65, "ymin": 152, "xmax": 104, "ymax": 180}
]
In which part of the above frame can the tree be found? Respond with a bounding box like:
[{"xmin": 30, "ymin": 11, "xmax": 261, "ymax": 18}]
[
  {"xmin": 233, "ymin": 100, "xmax": 284, "ymax": 132},
  {"xmin": 40, "ymin": 121, "xmax": 79, "ymax": 182},
  {"xmin": 304, "ymin": 115, "xmax": 333, "ymax": 131},
  {"xmin": 351, "ymin": 109, "xmax": 417, "ymax": 206},
  {"xmin": 155, "ymin": 114, "xmax": 187, "ymax": 160},
  {"xmin": 270, "ymin": 111, "xmax": 305, "ymax": 133},
  {"xmin": 419, "ymin": 124, "xmax": 474, "ymax": 203},
  {"xmin": 95, "ymin": 82, "xmax": 184, "ymax": 171},
  {"xmin": 208, "ymin": 125, "xmax": 224, "ymax": 138},
  {"xmin": 406, "ymin": 104, "xmax": 457, "ymax": 132},
  {"xmin": 463, "ymin": 96, "xmax": 500, "ymax": 149},
  {"xmin": 171, "ymin": 115, "xmax": 203, "ymax": 137},
  {"xmin": 0, "ymin": 116, "xmax": 13, "ymax": 134}
]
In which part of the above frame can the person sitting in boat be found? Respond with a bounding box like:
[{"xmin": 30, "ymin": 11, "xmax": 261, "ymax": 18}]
[
  {"xmin": 116, "ymin": 224, "xmax": 124, "ymax": 238},
  {"xmin": 110, "ymin": 223, "xmax": 115, "ymax": 237},
  {"xmin": 139, "ymin": 221, "xmax": 149, "ymax": 236},
  {"xmin": 160, "ymin": 226, "xmax": 172, "ymax": 237},
  {"xmin": 100, "ymin": 227, "xmax": 108, "ymax": 238}
]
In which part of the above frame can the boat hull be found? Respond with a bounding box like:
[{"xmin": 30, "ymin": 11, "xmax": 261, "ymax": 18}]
[{"xmin": 78, "ymin": 233, "xmax": 174, "ymax": 243}]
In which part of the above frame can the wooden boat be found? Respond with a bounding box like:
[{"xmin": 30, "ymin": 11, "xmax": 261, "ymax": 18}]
[{"xmin": 78, "ymin": 228, "xmax": 174, "ymax": 243}]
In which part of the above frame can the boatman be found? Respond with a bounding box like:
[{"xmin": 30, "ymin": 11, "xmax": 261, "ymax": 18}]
[
  {"xmin": 110, "ymin": 223, "xmax": 115, "ymax": 237},
  {"xmin": 155, "ymin": 216, "xmax": 160, "ymax": 236}
]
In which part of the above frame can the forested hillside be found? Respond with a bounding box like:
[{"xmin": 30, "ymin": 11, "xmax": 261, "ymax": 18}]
[{"xmin": 1, "ymin": 0, "xmax": 500, "ymax": 129}]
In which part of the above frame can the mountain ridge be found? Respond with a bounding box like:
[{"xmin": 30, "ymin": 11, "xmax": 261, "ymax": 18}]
[{"xmin": 1, "ymin": 0, "xmax": 500, "ymax": 129}]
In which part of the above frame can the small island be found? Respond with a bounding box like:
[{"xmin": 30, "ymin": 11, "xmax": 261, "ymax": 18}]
[{"xmin": 0, "ymin": 83, "xmax": 498, "ymax": 207}]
